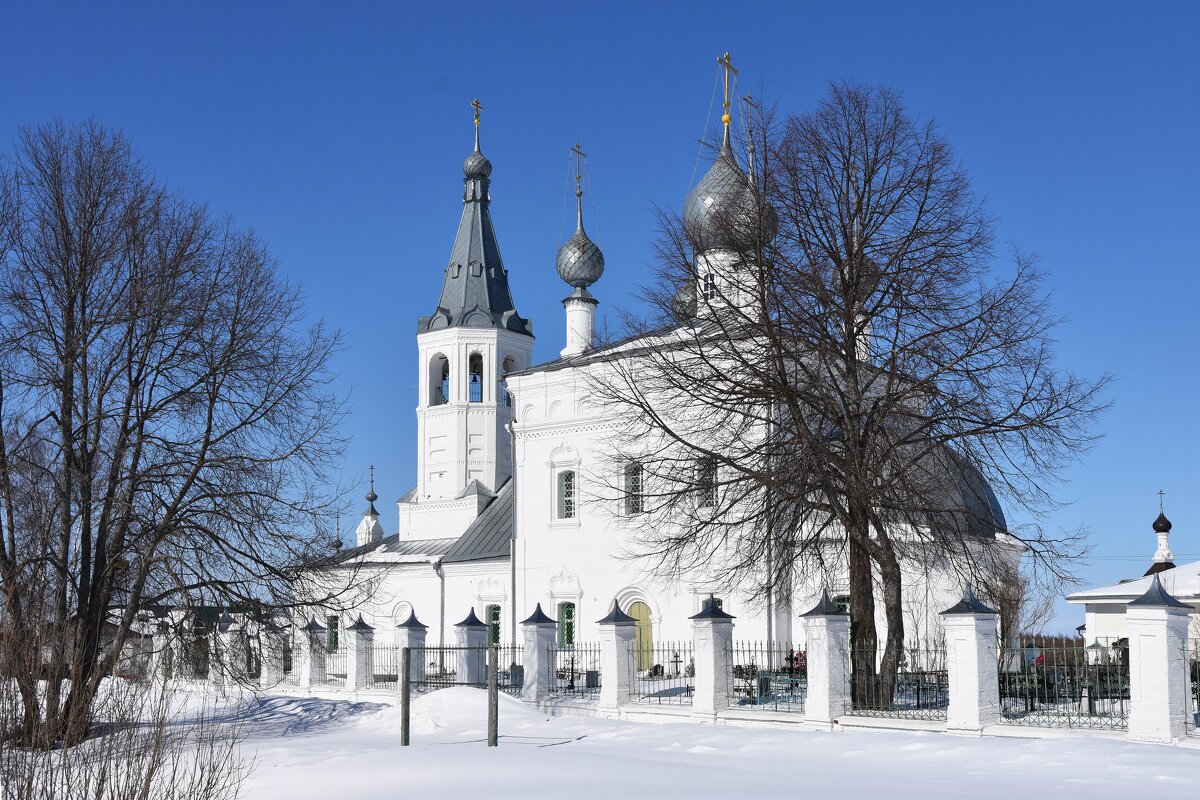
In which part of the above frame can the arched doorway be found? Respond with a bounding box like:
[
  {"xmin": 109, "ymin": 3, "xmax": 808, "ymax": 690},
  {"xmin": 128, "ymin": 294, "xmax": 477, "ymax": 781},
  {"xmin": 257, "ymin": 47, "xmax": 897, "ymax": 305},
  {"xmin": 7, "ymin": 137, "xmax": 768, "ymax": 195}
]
[{"xmin": 628, "ymin": 601, "xmax": 653, "ymax": 670}]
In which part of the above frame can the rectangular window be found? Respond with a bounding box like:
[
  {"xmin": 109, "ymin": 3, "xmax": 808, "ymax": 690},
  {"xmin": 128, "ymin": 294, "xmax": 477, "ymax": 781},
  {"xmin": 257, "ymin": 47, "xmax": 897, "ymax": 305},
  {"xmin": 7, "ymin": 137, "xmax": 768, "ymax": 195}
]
[
  {"xmin": 557, "ymin": 602, "xmax": 576, "ymax": 647},
  {"xmin": 557, "ymin": 470, "xmax": 576, "ymax": 519},
  {"xmin": 696, "ymin": 456, "xmax": 717, "ymax": 507},
  {"xmin": 624, "ymin": 462, "xmax": 644, "ymax": 515},
  {"xmin": 486, "ymin": 604, "xmax": 501, "ymax": 646},
  {"xmin": 326, "ymin": 615, "xmax": 339, "ymax": 653}
]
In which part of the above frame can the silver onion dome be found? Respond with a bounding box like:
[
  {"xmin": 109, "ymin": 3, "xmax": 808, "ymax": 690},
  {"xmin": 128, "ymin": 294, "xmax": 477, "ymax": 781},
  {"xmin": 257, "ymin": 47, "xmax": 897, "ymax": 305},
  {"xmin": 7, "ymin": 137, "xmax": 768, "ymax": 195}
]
[
  {"xmin": 556, "ymin": 173, "xmax": 605, "ymax": 288},
  {"xmin": 683, "ymin": 131, "xmax": 777, "ymax": 252},
  {"xmin": 556, "ymin": 223, "xmax": 605, "ymax": 288},
  {"xmin": 463, "ymin": 149, "xmax": 492, "ymax": 179}
]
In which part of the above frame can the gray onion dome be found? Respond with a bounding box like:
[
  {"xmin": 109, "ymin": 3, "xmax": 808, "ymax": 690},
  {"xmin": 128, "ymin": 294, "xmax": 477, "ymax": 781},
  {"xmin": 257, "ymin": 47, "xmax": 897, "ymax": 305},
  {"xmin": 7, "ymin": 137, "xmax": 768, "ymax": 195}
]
[
  {"xmin": 683, "ymin": 131, "xmax": 777, "ymax": 252},
  {"xmin": 556, "ymin": 184, "xmax": 605, "ymax": 288},
  {"xmin": 556, "ymin": 224, "xmax": 605, "ymax": 288},
  {"xmin": 463, "ymin": 149, "xmax": 492, "ymax": 180}
]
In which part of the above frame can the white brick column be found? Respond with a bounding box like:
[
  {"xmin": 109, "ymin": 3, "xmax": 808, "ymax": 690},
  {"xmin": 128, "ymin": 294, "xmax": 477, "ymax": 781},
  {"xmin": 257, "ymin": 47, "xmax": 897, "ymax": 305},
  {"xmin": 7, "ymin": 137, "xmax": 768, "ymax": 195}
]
[
  {"xmin": 521, "ymin": 605, "xmax": 558, "ymax": 703},
  {"xmin": 345, "ymin": 615, "xmax": 375, "ymax": 692},
  {"xmin": 396, "ymin": 611, "xmax": 429, "ymax": 686},
  {"xmin": 941, "ymin": 588, "xmax": 1001, "ymax": 734},
  {"xmin": 150, "ymin": 624, "xmax": 173, "ymax": 681},
  {"xmin": 214, "ymin": 613, "xmax": 241, "ymax": 687},
  {"xmin": 597, "ymin": 601, "xmax": 638, "ymax": 710},
  {"xmin": 454, "ymin": 609, "xmax": 488, "ymax": 685},
  {"xmin": 1126, "ymin": 575, "xmax": 1192, "ymax": 743},
  {"xmin": 297, "ymin": 617, "xmax": 327, "ymax": 689},
  {"xmin": 259, "ymin": 624, "xmax": 287, "ymax": 686},
  {"xmin": 691, "ymin": 601, "xmax": 735, "ymax": 718},
  {"xmin": 800, "ymin": 591, "xmax": 850, "ymax": 728}
]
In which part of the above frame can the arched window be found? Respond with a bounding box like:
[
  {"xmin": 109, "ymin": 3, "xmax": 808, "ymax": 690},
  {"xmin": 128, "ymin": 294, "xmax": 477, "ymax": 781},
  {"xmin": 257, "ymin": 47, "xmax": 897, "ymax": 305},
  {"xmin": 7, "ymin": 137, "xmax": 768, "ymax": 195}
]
[
  {"xmin": 485, "ymin": 604, "xmax": 501, "ymax": 646},
  {"xmin": 624, "ymin": 461, "xmax": 644, "ymax": 515},
  {"xmin": 430, "ymin": 354, "xmax": 450, "ymax": 406},
  {"xmin": 557, "ymin": 470, "xmax": 576, "ymax": 519},
  {"xmin": 696, "ymin": 456, "xmax": 717, "ymax": 507},
  {"xmin": 702, "ymin": 273, "xmax": 716, "ymax": 301},
  {"xmin": 468, "ymin": 353, "xmax": 484, "ymax": 403},
  {"xmin": 557, "ymin": 602, "xmax": 576, "ymax": 647}
]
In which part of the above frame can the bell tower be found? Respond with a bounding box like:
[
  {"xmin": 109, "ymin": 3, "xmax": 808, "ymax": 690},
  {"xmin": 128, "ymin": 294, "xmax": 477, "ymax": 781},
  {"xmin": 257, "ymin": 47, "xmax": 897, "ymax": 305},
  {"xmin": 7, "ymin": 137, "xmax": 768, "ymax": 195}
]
[{"xmin": 404, "ymin": 101, "xmax": 533, "ymax": 538}]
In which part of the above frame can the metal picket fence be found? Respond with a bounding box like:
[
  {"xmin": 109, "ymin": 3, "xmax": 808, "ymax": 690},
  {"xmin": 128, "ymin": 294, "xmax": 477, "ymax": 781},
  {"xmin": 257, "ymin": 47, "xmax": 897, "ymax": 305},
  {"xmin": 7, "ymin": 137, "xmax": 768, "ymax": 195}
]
[
  {"xmin": 629, "ymin": 641, "xmax": 694, "ymax": 705},
  {"xmin": 845, "ymin": 643, "xmax": 948, "ymax": 720},
  {"xmin": 323, "ymin": 644, "xmax": 348, "ymax": 687},
  {"xmin": 726, "ymin": 642, "xmax": 806, "ymax": 713},
  {"xmin": 547, "ymin": 643, "xmax": 602, "ymax": 697},
  {"xmin": 406, "ymin": 645, "xmax": 524, "ymax": 697},
  {"xmin": 365, "ymin": 643, "xmax": 399, "ymax": 690},
  {"xmin": 998, "ymin": 638, "xmax": 1129, "ymax": 729}
]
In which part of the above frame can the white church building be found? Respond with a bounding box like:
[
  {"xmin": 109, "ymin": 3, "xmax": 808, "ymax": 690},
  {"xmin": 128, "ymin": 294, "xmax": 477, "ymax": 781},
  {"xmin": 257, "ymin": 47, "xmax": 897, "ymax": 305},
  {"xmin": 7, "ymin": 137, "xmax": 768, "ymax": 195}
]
[
  {"xmin": 298, "ymin": 102, "xmax": 1017, "ymax": 654},
  {"xmin": 1068, "ymin": 510, "xmax": 1200, "ymax": 641}
]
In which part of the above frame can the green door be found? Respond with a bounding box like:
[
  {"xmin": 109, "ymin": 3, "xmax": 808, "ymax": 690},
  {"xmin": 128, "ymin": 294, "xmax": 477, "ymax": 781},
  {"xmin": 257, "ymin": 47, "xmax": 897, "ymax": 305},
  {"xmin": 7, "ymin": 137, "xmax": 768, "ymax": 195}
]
[{"xmin": 628, "ymin": 601, "xmax": 653, "ymax": 670}]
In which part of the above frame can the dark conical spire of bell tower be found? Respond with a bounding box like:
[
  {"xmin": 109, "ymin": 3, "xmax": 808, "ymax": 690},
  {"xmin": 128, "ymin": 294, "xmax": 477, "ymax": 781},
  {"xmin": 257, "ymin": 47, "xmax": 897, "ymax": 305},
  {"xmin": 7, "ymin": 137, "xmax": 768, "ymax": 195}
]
[{"xmin": 419, "ymin": 99, "xmax": 533, "ymax": 338}]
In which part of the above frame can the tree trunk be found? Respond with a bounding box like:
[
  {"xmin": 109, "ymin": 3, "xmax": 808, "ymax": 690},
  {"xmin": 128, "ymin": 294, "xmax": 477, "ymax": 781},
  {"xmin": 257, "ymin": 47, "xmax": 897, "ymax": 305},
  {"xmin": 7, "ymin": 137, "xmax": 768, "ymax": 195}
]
[
  {"xmin": 847, "ymin": 514, "xmax": 878, "ymax": 709},
  {"xmin": 876, "ymin": 542, "xmax": 905, "ymax": 711}
]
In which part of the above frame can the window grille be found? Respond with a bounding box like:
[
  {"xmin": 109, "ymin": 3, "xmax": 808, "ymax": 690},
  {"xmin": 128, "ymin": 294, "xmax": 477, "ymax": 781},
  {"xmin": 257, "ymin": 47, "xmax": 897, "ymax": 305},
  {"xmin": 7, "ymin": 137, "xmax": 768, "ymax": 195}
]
[
  {"xmin": 486, "ymin": 604, "xmax": 501, "ymax": 646},
  {"xmin": 557, "ymin": 602, "xmax": 576, "ymax": 647},
  {"xmin": 326, "ymin": 615, "xmax": 339, "ymax": 653},
  {"xmin": 624, "ymin": 462, "xmax": 644, "ymax": 515},
  {"xmin": 557, "ymin": 470, "xmax": 576, "ymax": 519},
  {"xmin": 702, "ymin": 274, "xmax": 715, "ymax": 300},
  {"xmin": 696, "ymin": 456, "xmax": 717, "ymax": 507}
]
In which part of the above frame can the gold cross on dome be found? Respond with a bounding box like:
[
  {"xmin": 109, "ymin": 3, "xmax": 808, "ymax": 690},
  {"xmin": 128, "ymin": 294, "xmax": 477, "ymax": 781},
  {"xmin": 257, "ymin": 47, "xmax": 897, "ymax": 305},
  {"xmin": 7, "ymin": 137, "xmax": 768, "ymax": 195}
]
[
  {"xmin": 471, "ymin": 98, "xmax": 482, "ymax": 126},
  {"xmin": 570, "ymin": 142, "xmax": 587, "ymax": 193},
  {"xmin": 717, "ymin": 51, "xmax": 738, "ymax": 126}
]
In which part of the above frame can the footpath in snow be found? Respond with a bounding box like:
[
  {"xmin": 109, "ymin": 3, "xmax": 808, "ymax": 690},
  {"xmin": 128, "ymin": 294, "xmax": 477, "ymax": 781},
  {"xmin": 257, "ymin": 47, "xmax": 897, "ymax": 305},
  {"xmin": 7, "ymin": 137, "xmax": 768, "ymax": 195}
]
[{"xmin": 222, "ymin": 687, "xmax": 1200, "ymax": 799}]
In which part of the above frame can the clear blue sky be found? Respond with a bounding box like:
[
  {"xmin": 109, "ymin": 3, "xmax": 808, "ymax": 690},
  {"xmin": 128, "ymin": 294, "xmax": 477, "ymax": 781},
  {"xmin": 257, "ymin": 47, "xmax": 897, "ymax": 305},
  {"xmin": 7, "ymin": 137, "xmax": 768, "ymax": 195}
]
[{"xmin": 3, "ymin": 1, "xmax": 1197, "ymax": 630}]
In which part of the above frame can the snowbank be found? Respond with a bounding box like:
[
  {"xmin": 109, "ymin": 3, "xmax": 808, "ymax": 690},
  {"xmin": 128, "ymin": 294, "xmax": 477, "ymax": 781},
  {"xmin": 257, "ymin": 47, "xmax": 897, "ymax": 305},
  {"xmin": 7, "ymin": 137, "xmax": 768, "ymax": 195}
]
[{"xmin": 186, "ymin": 687, "xmax": 1200, "ymax": 799}]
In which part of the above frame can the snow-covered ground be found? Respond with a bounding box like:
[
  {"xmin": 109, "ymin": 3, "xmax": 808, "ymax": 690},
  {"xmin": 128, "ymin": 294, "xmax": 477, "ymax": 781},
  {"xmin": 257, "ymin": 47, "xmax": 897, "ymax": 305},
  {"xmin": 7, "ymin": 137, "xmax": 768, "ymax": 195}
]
[{"xmin": 220, "ymin": 688, "xmax": 1200, "ymax": 799}]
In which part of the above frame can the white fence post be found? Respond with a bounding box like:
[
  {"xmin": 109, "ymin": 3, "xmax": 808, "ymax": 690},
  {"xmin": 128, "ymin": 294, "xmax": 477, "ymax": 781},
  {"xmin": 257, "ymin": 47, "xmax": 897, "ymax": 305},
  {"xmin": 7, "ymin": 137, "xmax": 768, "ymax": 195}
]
[
  {"xmin": 298, "ymin": 617, "xmax": 327, "ymax": 689},
  {"xmin": 259, "ymin": 622, "xmax": 287, "ymax": 686},
  {"xmin": 691, "ymin": 599, "xmax": 735, "ymax": 719},
  {"xmin": 345, "ymin": 615, "xmax": 375, "ymax": 692},
  {"xmin": 150, "ymin": 623, "xmax": 173, "ymax": 681},
  {"xmin": 454, "ymin": 609, "xmax": 488, "ymax": 684},
  {"xmin": 396, "ymin": 610, "xmax": 428, "ymax": 687},
  {"xmin": 521, "ymin": 604, "xmax": 558, "ymax": 703},
  {"xmin": 214, "ymin": 613, "xmax": 242, "ymax": 688},
  {"xmin": 1127, "ymin": 575, "xmax": 1191, "ymax": 743},
  {"xmin": 597, "ymin": 601, "xmax": 638, "ymax": 711},
  {"xmin": 801, "ymin": 590, "xmax": 850, "ymax": 728},
  {"xmin": 941, "ymin": 588, "xmax": 1001, "ymax": 734}
]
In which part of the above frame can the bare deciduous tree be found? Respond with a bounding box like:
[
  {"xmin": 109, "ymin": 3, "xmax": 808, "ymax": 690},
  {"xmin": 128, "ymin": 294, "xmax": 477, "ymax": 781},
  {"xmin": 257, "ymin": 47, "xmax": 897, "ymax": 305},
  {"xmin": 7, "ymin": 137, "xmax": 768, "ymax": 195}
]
[
  {"xmin": 0, "ymin": 120, "xmax": 353, "ymax": 750},
  {"xmin": 590, "ymin": 83, "xmax": 1105, "ymax": 704}
]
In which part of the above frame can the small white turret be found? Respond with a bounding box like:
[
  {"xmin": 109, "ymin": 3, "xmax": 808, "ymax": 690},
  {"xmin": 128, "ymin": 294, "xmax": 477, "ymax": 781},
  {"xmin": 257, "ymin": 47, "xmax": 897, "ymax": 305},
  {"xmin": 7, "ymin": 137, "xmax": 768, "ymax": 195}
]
[
  {"xmin": 556, "ymin": 143, "xmax": 604, "ymax": 358},
  {"xmin": 355, "ymin": 465, "xmax": 384, "ymax": 547}
]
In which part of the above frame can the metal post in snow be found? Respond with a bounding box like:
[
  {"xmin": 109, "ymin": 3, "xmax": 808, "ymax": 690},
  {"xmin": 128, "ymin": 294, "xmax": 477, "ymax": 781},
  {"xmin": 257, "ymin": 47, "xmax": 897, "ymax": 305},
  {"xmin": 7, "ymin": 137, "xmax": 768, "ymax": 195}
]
[
  {"xmin": 487, "ymin": 645, "xmax": 499, "ymax": 747},
  {"xmin": 400, "ymin": 646, "xmax": 411, "ymax": 747}
]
